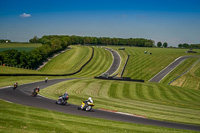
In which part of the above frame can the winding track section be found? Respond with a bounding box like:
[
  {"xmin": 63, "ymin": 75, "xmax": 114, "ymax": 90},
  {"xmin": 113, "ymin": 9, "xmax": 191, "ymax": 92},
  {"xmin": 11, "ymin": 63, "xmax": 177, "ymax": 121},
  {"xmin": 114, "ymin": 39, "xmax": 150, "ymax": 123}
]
[
  {"xmin": 0, "ymin": 49, "xmax": 200, "ymax": 131},
  {"xmin": 104, "ymin": 48, "xmax": 121, "ymax": 75},
  {"xmin": 149, "ymin": 56, "xmax": 196, "ymax": 82}
]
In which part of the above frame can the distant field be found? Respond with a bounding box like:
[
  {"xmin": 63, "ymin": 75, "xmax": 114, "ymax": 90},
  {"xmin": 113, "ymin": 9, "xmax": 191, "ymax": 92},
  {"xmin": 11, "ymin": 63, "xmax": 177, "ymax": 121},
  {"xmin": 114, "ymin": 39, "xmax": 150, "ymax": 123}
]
[
  {"xmin": 0, "ymin": 43, "xmax": 42, "ymax": 52},
  {"xmin": 40, "ymin": 78, "xmax": 200, "ymax": 125},
  {"xmin": 0, "ymin": 66, "xmax": 43, "ymax": 74}
]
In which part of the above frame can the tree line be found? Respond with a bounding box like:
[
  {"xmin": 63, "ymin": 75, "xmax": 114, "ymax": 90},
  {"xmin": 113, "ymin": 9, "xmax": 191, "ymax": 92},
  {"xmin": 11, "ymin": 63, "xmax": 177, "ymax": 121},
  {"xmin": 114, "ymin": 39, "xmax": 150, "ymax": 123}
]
[
  {"xmin": 178, "ymin": 43, "xmax": 200, "ymax": 49},
  {"xmin": 0, "ymin": 39, "xmax": 11, "ymax": 43},
  {"xmin": 0, "ymin": 36, "xmax": 70, "ymax": 69},
  {"xmin": 30, "ymin": 35, "xmax": 155, "ymax": 47},
  {"xmin": 0, "ymin": 35, "xmax": 154, "ymax": 69}
]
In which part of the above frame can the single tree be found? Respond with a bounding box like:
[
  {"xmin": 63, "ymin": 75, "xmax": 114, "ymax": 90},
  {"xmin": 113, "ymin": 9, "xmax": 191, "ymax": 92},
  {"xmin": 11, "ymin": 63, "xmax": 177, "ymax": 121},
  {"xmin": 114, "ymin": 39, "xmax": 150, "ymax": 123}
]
[
  {"xmin": 163, "ymin": 42, "xmax": 168, "ymax": 48},
  {"xmin": 157, "ymin": 42, "xmax": 162, "ymax": 47},
  {"xmin": 178, "ymin": 44, "xmax": 183, "ymax": 48}
]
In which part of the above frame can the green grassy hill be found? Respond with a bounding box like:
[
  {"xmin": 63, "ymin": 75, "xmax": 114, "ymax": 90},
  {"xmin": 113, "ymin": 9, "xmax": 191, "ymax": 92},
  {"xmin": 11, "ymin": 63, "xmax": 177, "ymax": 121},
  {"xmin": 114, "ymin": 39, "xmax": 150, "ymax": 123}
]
[
  {"xmin": 72, "ymin": 46, "xmax": 113, "ymax": 77},
  {"xmin": 38, "ymin": 45, "xmax": 93, "ymax": 74}
]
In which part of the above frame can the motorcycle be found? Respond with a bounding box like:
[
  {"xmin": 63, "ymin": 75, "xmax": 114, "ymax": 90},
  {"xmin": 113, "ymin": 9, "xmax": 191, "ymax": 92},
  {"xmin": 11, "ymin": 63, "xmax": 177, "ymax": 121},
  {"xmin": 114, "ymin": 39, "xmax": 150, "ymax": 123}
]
[
  {"xmin": 13, "ymin": 85, "xmax": 17, "ymax": 90},
  {"xmin": 78, "ymin": 101, "xmax": 94, "ymax": 111},
  {"xmin": 31, "ymin": 90, "xmax": 39, "ymax": 97},
  {"xmin": 55, "ymin": 95, "xmax": 68, "ymax": 105}
]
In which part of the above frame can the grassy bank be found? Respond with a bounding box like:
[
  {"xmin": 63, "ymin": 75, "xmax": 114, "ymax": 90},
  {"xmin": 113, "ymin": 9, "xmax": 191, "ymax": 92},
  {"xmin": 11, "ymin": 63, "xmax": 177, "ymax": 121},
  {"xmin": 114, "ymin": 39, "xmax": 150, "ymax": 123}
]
[
  {"xmin": 39, "ymin": 45, "xmax": 93, "ymax": 74},
  {"xmin": 0, "ymin": 100, "xmax": 195, "ymax": 133}
]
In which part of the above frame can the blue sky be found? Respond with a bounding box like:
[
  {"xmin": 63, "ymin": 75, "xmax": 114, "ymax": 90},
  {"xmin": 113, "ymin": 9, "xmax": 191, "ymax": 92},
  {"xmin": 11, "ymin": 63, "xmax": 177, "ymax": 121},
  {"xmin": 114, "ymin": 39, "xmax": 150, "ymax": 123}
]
[{"xmin": 0, "ymin": 0, "xmax": 200, "ymax": 46}]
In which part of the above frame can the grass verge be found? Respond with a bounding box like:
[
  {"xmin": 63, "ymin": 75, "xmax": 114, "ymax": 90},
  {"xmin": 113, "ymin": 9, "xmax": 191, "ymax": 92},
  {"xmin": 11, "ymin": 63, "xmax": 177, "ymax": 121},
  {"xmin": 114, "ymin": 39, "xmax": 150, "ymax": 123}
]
[{"xmin": 0, "ymin": 100, "xmax": 195, "ymax": 133}]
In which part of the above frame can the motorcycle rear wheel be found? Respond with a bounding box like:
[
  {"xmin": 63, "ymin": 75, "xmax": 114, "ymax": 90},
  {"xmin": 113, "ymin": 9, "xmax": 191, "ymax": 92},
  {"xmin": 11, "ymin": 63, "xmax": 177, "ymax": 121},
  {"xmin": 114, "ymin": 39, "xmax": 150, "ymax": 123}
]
[{"xmin": 86, "ymin": 106, "xmax": 92, "ymax": 111}]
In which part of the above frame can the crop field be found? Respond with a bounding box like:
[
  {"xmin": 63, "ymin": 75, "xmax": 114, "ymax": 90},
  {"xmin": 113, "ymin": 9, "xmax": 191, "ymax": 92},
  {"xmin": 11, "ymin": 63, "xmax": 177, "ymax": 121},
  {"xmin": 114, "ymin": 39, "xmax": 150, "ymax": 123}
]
[{"xmin": 0, "ymin": 43, "xmax": 42, "ymax": 52}]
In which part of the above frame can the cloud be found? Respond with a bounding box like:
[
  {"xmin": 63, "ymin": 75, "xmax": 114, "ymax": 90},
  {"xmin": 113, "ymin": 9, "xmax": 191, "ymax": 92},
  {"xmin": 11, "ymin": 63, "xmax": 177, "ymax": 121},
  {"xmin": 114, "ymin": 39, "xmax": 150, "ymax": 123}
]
[{"xmin": 20, "ymin": 13, "xmax": 31, "ymax": 18}]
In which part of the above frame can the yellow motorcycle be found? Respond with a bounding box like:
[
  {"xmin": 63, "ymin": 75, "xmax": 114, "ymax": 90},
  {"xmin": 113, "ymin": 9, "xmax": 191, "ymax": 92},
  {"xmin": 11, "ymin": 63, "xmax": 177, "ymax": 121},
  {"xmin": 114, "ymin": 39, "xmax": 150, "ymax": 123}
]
[{"xmin": 78, "ymin": 101, "xmax": 94, "ymax": 111}]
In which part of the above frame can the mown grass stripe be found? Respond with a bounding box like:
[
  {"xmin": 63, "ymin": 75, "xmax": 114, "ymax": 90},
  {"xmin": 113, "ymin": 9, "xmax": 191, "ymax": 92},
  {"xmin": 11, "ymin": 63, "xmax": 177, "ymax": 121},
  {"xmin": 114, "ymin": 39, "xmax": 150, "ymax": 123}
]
[
  {"xmin": 135, "ymin": 83, "xmax": 145, "ymax": 99},
  {"xmin": 109, "ymin": 84, "xmax": 118, "ymax": 98},
  {"xmin": 123, "ymin": 83, "xmax": 131, "ymax": 99}
]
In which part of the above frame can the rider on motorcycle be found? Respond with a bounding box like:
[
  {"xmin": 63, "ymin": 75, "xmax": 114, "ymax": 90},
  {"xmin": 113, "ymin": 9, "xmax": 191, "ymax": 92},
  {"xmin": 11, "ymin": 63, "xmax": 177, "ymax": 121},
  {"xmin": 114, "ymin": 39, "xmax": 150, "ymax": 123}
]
[
  {"xmin": 34, "ymin": 86, "xmax": 40, "ymax": 93},
  {"xmin": 14, "ymin": 82, "xmax": 18, "ymax": 87},
  {"xmin": 84, "ymin": 97, "xmax": 93, "ymax": 106},
  {"xmin": 62, "ymin": 92, "xmax": 69, "ymax": 102}
]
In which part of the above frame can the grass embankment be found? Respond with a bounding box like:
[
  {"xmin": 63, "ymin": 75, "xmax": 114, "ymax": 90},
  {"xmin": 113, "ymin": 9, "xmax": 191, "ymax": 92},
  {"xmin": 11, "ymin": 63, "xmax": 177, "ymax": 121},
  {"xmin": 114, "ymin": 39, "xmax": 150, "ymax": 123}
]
[
  {"xmin": 160, "ymin": 57, "xmax": 200, "ymax": 87},
  {"xmin": 71, "ymin": 46, "xmax": 113, "ymax": 77},
  {"xmin": 39, "ymin": 45, "xmax": 113, "ymax": 77},
  {"xmin": 39, "ymin": 45, "xmax": 93, "ymax": 74},
  {"xmin": 167, "ymin": 59, "xmax": 200, "ymax": 90},
  {"xmin": 0, "ymin": 100, "xmax": 195, "ymax": 133},
  {"xmin": 0, "ymin": 43, "xmax": 42, "ymax": 52},
  {"xmin": 40, "ymin": 78, "xmax": 200, "ymax": 125},
  {"xmin": 110, "ymin": 47, "xmax": 200, "ymax": 81}
]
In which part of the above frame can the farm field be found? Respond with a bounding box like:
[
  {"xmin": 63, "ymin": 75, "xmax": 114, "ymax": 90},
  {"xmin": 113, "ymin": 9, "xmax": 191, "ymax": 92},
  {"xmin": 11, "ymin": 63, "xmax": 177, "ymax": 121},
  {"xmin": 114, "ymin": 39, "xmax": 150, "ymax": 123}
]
[{"xmin": 0, "ymin": 43, "xmax": 42, "ymax": 52}]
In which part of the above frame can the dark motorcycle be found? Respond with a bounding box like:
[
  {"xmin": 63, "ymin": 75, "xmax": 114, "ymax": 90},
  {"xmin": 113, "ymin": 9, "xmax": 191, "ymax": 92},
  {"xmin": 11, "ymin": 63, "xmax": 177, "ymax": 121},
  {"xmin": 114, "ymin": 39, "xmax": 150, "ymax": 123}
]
[
  {"xmin": 13, "ymin": 85, "xmax": 17, "ymax": 90},
  {"xmin": 55, "ymin": 95, "xmax": 68, "ymax": 105},
  {"xmin": 31, "ymin": 90, "xmax": 39, "ymax": 97}
]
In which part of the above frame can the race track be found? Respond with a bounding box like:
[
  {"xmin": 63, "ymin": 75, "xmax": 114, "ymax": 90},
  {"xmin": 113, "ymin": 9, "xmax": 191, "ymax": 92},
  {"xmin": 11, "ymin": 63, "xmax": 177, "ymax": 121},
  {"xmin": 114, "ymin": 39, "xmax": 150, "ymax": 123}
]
[
  {"xmin": 0, "ymin": 79, "xmax": 199, "ymax": 131},
  {"xmin": 0, "ymin": 49, "xmax": 200, "ymax": 131},
  {"xmin": 149, "ymin": 56, "xmax": 195, "ymax": 82}
]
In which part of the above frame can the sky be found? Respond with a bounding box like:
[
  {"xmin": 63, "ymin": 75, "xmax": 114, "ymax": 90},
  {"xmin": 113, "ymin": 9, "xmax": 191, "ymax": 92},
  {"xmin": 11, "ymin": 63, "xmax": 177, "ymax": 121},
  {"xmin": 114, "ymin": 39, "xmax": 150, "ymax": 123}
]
[{"xmin": 0, "ymin": 0, "xmax": 200, "ymax": 46}]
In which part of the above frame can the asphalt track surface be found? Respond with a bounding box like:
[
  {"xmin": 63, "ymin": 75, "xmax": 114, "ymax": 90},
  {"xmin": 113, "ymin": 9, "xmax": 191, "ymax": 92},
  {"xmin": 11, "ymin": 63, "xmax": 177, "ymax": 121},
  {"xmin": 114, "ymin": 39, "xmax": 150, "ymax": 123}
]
[
  {"xmin": 149, "ymin": 56, "xmax": 194, "ymax": 82},
  {"xmin": 0, "ymin": 50, "xmax": 200, "ymax": 131},
  {"xmin": 104, "ymin": 48, "xmax": 121, "ymax": 75}
]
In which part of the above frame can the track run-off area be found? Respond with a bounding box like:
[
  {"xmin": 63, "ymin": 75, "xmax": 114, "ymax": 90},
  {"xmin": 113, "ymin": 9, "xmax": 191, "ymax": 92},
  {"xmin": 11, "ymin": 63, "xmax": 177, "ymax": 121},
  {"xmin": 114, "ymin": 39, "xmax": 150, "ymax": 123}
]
[{"xmin": 0, "ymin": 48, "xmax": 200, "ymax": 131}]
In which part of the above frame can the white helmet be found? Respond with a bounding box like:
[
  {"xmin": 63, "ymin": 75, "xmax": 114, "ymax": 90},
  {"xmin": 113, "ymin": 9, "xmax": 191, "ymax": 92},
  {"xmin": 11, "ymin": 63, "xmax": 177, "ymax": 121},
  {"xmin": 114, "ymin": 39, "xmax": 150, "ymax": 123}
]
[{"xmin": 88, "ymin": 97, "xmax": 93, "ymax": 103}]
